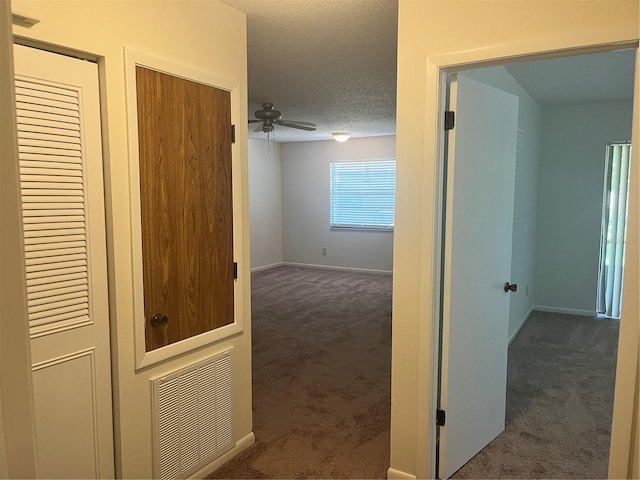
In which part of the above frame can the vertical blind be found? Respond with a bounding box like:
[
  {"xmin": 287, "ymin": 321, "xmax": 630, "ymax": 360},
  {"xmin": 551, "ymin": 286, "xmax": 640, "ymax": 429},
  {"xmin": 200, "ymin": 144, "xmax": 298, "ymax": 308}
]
[
  {"xmin": 597, "ymin": 142, "xmax": 632, "ymax": 319},
  {"xmin": 330, "ymin": 160, "xmax": 396, "ymax": 230}
]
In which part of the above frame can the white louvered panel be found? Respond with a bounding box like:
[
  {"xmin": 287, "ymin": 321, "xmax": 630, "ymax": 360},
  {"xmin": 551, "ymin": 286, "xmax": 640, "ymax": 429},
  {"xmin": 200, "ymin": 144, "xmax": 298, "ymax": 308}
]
[
  {"xmin": 178, "ymin": 371, "xmax": 200, "ymax": 472},
  {"xmin": 25, "ymin": 244, "xmax": 86, "ymax": 256},
  {"xmin": 29, "ymin": 290, "xmax": 88, "ymax": 310},
  {"xmin": 153, "ymin": 351, "xmax": 234, "ymax": 479},
  {"xmin": 158, "ymin": 379, "xmax": 181, "ymax": 480},
  {"xmin": 198, "ymin": 362, "xmax": 219, "ymax": 459},
  {"xmin": 17, "ymin": 119, "xmax": 80, "ymax": 136},
  {"xmin": 29, "ymin": 287, "xmax": 88, "ymax": 305},
  {"xmin": 17, "ymin": 78, "xmax": 89, "ymax": 332},
  {"xmin": 214, "ymin": 355, "xmax": 233, "ymax": 450},
  {"xmin": 15, "ymin": 78, "xmax": 79, "ymax": 100},
  {"xmin": 27, "ymin": 278, "xmax": 88, "ymax": 296},
  {"xmin": 25, "ymin": 252, "xmax": 86, "ymax": 264},
  {"xmin": 16, "ymin": 92, "xmax": 79, "ymax": 112},
  {"xmin": 24, "ymin": 234, "xmax": 86, "ymax": 246},
  {"xmin": 24, "ymin": 228, "xmax": 86, "ymax": 239}
]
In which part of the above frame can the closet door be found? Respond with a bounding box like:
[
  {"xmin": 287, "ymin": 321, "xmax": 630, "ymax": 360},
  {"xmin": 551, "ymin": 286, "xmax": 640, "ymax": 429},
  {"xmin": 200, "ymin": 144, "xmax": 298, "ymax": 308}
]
[
  {"xmin": 135, "ymin": 66, "xmax": 234, "ymax": 352},
  {"xmin": 14, "ymin": 44, "xmax": 114, "ymax": 478}
]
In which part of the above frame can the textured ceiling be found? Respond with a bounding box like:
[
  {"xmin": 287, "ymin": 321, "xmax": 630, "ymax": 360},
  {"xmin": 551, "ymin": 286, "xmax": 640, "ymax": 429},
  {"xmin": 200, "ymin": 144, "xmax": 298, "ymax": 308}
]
[
  {"xmin": 220, "ymin": 0, "xmax": 398, "ymax": 142},
  {"xmin": 221, "ymin": 0, "xmax": 634, "ymax": 143}
]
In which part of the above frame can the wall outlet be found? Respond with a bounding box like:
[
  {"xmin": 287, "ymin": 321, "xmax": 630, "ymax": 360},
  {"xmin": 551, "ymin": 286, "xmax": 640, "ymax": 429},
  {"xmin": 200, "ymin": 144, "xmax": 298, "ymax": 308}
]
[
  {"xmin": 322, "ymin": 247, "xmax": 327, "ymax": 255},
  {"xmin": 526, "ymin": 285, "xmax": 529, "ymax": 296}
]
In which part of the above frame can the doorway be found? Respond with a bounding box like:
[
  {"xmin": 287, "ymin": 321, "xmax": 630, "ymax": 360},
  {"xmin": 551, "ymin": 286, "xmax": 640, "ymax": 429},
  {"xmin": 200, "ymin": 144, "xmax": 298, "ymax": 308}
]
[{"xmin": 437, "ymin": 48, "xmax": 635, "ymax": 479}]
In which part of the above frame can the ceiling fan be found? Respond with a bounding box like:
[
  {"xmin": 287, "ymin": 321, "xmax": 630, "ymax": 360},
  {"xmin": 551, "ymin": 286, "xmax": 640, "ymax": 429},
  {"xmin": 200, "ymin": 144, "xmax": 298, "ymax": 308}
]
[{"xmin": 249, "ymin": 103, "xmax": 316, "ymax": 134}]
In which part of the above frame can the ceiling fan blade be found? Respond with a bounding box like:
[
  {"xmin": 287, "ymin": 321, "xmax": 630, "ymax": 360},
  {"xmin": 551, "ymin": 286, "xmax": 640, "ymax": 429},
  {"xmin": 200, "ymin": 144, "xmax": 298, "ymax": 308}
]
[
  {"xmin": 253, "ymin": 124, "xmax": 265, "ymax": 132},
  {"xmin": 248, "ymin": 119, "xmax": 261, "ymax": 124},
  {"xmin": 276, "ymin": 120, "xmax": 316, "ymax": 131},
  {"xmin": 275, "ymin": 119, "xmax": 316, "ymax": 127}
]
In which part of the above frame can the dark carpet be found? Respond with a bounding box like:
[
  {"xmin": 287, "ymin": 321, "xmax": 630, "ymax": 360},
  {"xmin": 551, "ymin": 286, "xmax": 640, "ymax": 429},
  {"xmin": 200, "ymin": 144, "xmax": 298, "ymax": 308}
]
[
  {"xmin": 452, "ymin": 311, "xmax": 619, "ymax": 479},
  {"xmin": 209, "ymin": 266, "xmax": 392, "ymax": 479},
  {"xmin": 209, "ymin": 267, "xmax": 618, "ymax": 479}
]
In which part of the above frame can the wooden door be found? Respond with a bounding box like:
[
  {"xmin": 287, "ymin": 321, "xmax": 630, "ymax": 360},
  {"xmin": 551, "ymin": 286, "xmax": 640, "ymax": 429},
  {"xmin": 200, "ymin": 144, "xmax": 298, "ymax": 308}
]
[
  {"xmin": 438, "ymin": 74, "xmax": 519, "ymax": 479},
  {"xmin": 13, "ymin": 44, "xmax": 114, "ymax": 478},
  {"xmin": 135, "ymin": 67, "xmax": 234, "ymax": 352}
]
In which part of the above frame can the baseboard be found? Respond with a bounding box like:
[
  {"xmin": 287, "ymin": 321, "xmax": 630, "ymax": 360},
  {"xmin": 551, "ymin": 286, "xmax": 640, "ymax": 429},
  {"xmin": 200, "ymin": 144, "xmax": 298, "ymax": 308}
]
[
  {"xmin": 387, "ymin": 467, "xmax": 417, "ymax": 479},
  {"xmin": 190, "ymin": 432, "xmax": 255, "ymax": 479},
  {"xmin": 508, "ymin": 305, "xmax": 533, "ymax": 345},
  {"xmin": 533, "ymin": 305, "xmax": 596, "ymax": 317},
  {"xmin": 283, "ymin": 262, "xmax": 392, "ymax": 275},
  {"xmin": 250, "ymin": 262, "xmax": 284, "ymax": 273}
]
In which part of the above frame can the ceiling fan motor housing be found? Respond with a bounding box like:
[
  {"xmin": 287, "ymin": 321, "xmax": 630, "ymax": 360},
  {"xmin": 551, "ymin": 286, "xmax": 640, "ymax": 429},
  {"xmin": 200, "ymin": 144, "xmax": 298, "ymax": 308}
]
[
  {"xmin": 250, "ymin": 102, "xmax": 316, "ymax": 133},
  {"xmin": 255, "ymin": 103, "xmax": 282, "ymax": 120}
]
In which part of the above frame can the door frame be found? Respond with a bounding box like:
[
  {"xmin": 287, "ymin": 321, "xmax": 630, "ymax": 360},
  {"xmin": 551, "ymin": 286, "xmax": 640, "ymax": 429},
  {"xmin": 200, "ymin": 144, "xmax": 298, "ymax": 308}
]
[
  {"xmin": 423, "ymin": 39, "xmax": 639, "ymax": 478},
  {"xmin": 124, "ymin": 48, "xmax": 244, "ymax": 369}
]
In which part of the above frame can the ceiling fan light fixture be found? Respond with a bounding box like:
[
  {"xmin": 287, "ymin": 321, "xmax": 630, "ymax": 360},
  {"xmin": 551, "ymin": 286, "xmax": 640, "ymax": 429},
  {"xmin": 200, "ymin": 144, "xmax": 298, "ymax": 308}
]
[{"xmin": 332, "ymin": 132, "xmax": 350, "ymax": 143}]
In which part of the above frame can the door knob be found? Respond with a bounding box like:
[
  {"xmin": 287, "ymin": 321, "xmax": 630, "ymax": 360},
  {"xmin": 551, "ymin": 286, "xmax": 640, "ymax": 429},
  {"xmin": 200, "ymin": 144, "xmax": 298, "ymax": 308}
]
[
  {"xmin": 151, "ymin": 313, "xmax": 169, "ymax": 327},
  {"xmin": 504, "ymin": 282, "xmax": 517, "ymax": 293}
]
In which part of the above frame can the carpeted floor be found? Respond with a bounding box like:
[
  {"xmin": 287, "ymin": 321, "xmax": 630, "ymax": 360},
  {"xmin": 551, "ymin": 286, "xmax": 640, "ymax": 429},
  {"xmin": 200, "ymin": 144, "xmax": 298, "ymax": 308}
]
[
  {"xmin": 452, "ymin": 311, "xmax": 619, "ymax": 479},
  {"xmin": 210, "ymin": 266, "xmax": 392, "ymax": 479},
  {"xmin": 209, "ymin": 267, "xmax": 618, "ymax": 479}
]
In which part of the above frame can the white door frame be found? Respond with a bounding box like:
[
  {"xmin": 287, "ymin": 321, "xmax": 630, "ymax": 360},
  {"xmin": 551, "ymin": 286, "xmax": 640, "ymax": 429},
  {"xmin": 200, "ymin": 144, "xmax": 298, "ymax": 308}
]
[{"xmin": 424, "ymin": 39, "xmax": 639, "ymax": 478}]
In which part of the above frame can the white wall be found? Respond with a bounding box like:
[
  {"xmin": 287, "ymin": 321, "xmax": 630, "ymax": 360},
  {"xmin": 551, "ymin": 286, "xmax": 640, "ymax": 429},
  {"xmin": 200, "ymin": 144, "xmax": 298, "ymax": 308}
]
[
  {"xmin": 0, "ymin": 2, "xmax": 37, "ymax": 475},
  {"xmin": 281, "ymin": 136, "xmax": 395, "ymax": 273},
  {"xmin": 393, "ymin": 1, "xmax": 638, "ymax": 477},
  {"xmin": 10, "ymin": 1, "xmax": 252, "ymax": 477},
  {"xmin": 464, "ymin": 67, "xmax": 542, "ymax": 341},
  {"xmin": 249, "ymin": 139, "xmax": 283, "ymax": 270},
  {"xmin": 535, "ymin": 101, "xmax": 633, "ymax": 314}
]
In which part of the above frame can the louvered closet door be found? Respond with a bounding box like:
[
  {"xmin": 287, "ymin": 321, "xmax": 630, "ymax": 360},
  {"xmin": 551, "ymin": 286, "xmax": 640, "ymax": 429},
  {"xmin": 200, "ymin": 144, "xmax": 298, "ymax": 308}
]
[{"xmin": 13, "ymin": 44, "xmax": 114, "ymax": 478}]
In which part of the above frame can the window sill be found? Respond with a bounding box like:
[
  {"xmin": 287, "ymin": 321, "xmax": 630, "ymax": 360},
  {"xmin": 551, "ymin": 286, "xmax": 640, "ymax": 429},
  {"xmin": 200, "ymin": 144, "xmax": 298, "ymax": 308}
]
[{"xmin": 330, "ymin": 226, "xmax": 394, "ymax": 233}]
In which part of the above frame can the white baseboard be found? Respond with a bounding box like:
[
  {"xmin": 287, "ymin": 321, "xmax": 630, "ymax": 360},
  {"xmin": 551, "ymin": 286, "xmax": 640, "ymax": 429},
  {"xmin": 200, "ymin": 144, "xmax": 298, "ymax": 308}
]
[
  {"xmin": 283, "ymin": 261, "xmax": 392, "ymax": 275},
  {"xmin": 190, "ymin": 432, "xmax": 255, "ymax": 478},
  {"xmin": 387, "ymin": 467, "xmax": 417, "ymax": 479},
  {"xmin": 250, "ymin": 261, "xmax": 284, "ymax": 272},
  {"xmin": 533, "ymin": 305, "xmax": 596, "ymax": 317},
  {"xmin": 509, "ymin": 305, "xmax": 533, "ymax": 345}
]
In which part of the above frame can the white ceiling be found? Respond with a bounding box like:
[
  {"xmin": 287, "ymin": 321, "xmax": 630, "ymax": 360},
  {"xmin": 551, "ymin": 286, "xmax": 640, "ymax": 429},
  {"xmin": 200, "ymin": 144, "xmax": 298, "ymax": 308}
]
[
  {"xmin": 221, "ymin": 0, "xmax": 635, "ymax": 143},
  {"xmin": 505, "ymin": 49, "xmax": 636, "ymax": 106}
]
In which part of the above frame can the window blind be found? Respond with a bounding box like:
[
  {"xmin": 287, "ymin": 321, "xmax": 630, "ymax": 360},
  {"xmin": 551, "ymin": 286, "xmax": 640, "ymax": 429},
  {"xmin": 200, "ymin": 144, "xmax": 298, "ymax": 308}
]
[
  {"xmin": 330, "ymin": 160, "xmax": 395, "ymax": 230},
  {"xmin": 597, "ymin": 142, "xmax": 632, "ymax": 319}
]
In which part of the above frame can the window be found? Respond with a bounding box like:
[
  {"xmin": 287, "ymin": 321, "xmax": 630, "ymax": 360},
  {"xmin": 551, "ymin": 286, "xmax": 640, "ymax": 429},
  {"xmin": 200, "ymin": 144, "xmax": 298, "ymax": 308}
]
[
  {"xmin": 597, "ymin": 142, "xmax": 632, "ymax": 319},
  {"xmin": 330, "ymin": 160, "xmax": 396, "ymax": 230}
]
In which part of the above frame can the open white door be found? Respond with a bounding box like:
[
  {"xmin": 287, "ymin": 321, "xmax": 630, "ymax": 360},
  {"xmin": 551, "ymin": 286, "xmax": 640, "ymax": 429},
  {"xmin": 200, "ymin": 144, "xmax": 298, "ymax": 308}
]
[
  {"xmin": 438, "ymin": 74, "xmax": 519, "ymax": 479},
  {"xmin": 13, "ymin": 44, "xmax": 114, "ymax": 478}
]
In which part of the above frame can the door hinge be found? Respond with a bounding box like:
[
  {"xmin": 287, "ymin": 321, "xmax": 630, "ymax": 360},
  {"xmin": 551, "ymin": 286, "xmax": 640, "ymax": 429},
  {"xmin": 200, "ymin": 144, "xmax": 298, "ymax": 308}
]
[
  {"xmin": 436, "ymin": 409, "xmax": 446, "ymax": 426},
  {"xmin": 233, "ymin": 262, "xmax": 238, "ymax": 279},
  {"xmin": 444, "ymin": 111, "xmax": 455, "ymax": 130},
  {"xmin": 231, "ymin": 124, "xmax": 236, "ymax": 143}
]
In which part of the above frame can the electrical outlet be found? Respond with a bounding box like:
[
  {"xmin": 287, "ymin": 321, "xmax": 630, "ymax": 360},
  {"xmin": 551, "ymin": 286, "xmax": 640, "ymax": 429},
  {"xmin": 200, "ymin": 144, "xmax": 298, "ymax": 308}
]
[
  {"xmin": 322, "ymin": 247, "xmax": 327, "ymax": 255},
  {"xmin": 526, "ymin": 285, "xmax": 529, "ymax": 296}
]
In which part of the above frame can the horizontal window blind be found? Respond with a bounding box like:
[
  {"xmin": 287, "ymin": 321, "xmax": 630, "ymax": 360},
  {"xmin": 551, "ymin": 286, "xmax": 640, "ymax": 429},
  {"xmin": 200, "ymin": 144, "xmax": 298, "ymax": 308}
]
[
  {"xmin": 330, "ymin": 160, "xmax": 395, "ymax": 230},
  {"xmin": 16, "ymin": 77, "xmax": 90, "ymax": 331}
]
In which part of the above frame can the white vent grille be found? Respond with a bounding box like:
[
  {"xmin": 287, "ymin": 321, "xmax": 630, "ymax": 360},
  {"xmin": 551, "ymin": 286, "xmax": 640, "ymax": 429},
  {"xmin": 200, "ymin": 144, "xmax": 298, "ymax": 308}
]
[
  {"xmin": 16, "ymin": 78, "xmax": 89, "ymax": 332},
  {"xmin": 152, "ymin": 350, "xmax": 234, "ymax": 479}
]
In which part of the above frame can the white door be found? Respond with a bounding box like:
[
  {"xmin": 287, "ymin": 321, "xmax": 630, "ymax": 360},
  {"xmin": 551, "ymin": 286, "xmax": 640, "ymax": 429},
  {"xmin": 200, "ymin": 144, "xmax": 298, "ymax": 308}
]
[
  {"xmin": 13, "ymin": 44, "xmax": 114, "ymax": 478},
  {"xmin": 438, "ymin": 74, "xmax": 519, "ymax": 479}
]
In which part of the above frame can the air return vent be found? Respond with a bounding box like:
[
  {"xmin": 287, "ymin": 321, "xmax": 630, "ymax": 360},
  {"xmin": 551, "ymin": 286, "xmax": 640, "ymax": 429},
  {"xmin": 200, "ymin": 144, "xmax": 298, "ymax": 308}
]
[{"xmin": 152, "ymin": 350, "xmax": 233, "ymax": 479}]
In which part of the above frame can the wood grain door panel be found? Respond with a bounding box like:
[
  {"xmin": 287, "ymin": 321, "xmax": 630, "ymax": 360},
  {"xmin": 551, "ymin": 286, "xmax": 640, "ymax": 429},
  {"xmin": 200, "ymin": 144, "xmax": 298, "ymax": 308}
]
[{"xmin": 136, "ymin": 66, "xmax": 233, "ymax": 352}]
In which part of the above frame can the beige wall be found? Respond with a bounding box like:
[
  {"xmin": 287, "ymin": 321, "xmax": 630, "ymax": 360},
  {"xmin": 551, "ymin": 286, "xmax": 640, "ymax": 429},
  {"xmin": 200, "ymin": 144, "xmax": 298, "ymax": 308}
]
[
  {"xmin": 0, "ymin": 2, "xmax": 37, "ymax": 477},
  {"xmin": 10, "ymin": 1, "xmax": 251, "ymax": 477},
  {"xmin": 392, "ymin": 1, "xmax": 639, "ymax": 478}
]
